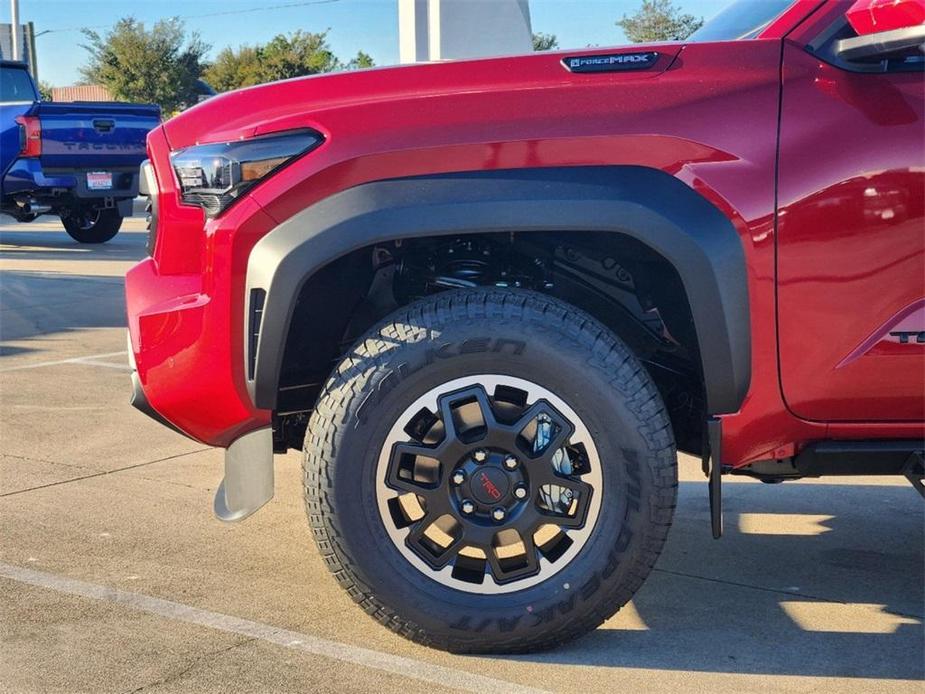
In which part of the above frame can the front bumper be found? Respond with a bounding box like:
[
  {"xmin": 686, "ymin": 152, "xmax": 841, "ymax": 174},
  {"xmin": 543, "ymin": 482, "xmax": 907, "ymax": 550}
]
[
  {"xmin": 129, "ymin": 328, "xmax": 276, "ymax": 523},
  {"xmin": 126, "ymin": 125, "xmax": 282, "ymax": 520},
  {"xmin": 130, "ymin": 344, "xmax": 275, "ymax": 522},
  {"xmin": 129, "ymin": 363, "xmax": 186, "ymax": 437},
  {"xmin": 126, "ymin": 126, "xmax": 276, "ymax": 447},
  {"xmin": 125, "ymin": 252, "xmax": 271, "ymax": 447}
]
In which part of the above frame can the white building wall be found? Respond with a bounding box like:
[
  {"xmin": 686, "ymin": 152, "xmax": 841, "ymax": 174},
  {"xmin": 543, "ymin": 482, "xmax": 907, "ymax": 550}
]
[{"xmin": 399, "ymin": 0, "xmax": 533, "ymax": 64}]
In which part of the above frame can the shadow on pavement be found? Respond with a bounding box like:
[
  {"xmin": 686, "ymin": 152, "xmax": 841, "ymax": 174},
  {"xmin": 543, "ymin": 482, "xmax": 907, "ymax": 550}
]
[
  {"xmin": 0, "ymin": 271, "xmax": 127, "ymax": 344},
  {"xmin": 514, "ymin": 480, "xmax": 924, "ymax": 680},
  {"xmin": 0, "ymin": 228, "xmax": 146, "ymax": 263}
]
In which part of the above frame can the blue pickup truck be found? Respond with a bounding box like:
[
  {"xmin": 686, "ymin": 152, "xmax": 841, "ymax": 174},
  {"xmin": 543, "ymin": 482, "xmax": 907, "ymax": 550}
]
[{"xmin": 0, "ymin": 61, "xmax": 160, "ymax": 243}]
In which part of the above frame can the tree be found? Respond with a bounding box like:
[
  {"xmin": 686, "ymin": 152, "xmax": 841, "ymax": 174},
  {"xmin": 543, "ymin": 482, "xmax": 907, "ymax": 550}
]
[
  {"xmin": 204, "ymin": 34, "xmax": 375, "ymax": 92},
  {"xmin": 80, "ymin": 18, "xmax": 209, "ymax": 113},
  {"xmin": 203, "ymin": 45, "xmax": 264, "ymax": 92},
  {"xmin": 532, "ymin": 32, "xmax": 559, "ymax": 51},
  {"xmin": 37, "ymin": 80, "xmax": 54, "ymax": 102},
  {"xmin": 616, "ymin": 0, "xmax": 703, "ymax": 43},
  {"xmin": 259, "ymin": 30, "xmax": 340, "ymax": 82},
  {"xmin": 346, "ymin": 50, "xmax": 375, "ymax": 70}
]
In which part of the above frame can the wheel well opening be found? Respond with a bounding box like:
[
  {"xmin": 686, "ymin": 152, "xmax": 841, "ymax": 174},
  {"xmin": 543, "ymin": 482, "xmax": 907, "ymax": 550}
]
[{"xmin": 275, "ymin": 231, "xmax": 706, "ymax": 455}]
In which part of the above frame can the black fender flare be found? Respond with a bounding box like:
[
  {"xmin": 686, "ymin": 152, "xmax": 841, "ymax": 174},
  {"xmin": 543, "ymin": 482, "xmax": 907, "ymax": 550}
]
[{"xmin": 246, "ymin": 166, "xmax": 751, "ymax": 415}]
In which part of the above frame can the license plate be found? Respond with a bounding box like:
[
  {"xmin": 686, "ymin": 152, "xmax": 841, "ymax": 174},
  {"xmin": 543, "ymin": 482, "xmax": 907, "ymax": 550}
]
[{"xmin": 87, "ymin": 171, "xmax": 113, "ymax": 190}]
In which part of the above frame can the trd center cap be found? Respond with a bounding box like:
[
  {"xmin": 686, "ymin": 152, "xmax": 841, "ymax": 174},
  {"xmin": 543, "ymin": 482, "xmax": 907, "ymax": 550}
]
[{"xmin": 469, "ymin": 467, "xmax": 511, "ymax": 505}]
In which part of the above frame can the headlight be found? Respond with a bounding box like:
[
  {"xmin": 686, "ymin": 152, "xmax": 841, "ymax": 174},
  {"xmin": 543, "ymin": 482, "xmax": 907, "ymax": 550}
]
[{"xmin": 170, "ymin": 130, "xmax": 322, "ymax": 218}]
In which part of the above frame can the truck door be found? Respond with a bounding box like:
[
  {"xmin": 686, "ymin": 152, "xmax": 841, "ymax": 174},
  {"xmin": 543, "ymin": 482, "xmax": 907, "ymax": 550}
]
[{"xmin": 776, "ymin": 7, "xmax": 924, "ymax": 422}]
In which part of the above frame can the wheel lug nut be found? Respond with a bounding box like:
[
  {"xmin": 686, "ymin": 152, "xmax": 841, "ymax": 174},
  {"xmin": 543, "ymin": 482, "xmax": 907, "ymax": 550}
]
[
  {"xmin": 513, "ymin": 485, "xmax": 528, "ymax": 500},
  {"xmin": 492, "ymin": 508, "xmax": 506, "ymax": 522},
  {"xmin": 473, "ymin": 449, "xmax": 488, "ymax": 463},
  {"xmin": 461, "ymin": 500, "xmax": 475, "ymax": 515},
  {"xmin": 503, "ymin": 455, "xmax": 518, "ymax": 470},
  {"xmin": 451, "ymin": 471, "xmax": 466, "ymax": 485}
]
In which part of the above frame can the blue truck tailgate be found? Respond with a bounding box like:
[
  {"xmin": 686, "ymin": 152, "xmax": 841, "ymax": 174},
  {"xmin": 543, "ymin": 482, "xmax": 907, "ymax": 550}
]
[{"xmin": 35, "ymin": 102, "xmax": 160, "ymax": 169}]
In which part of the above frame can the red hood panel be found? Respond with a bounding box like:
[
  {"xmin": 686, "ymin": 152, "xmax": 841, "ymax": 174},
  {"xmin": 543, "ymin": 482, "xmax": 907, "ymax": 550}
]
[{"xmin": 162, "ymin": 44, "xmax": 682, "ymax": 150}]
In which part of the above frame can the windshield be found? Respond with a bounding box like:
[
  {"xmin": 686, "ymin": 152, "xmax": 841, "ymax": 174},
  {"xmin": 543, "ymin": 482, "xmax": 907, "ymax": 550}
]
[
  {"xmin": 0, "ymin": 66, "xmax": 38, "ymax": 103},
  {"xmin": 688, "ymin": 0, "xmax": 795, "ymax": 42}
]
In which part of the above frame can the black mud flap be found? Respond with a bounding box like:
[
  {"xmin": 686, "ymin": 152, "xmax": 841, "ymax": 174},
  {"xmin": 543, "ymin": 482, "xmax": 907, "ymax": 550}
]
[
  {"xmin": 705, "ymin": 417, "xmax": 723, "ymax": 539},
  {"xmin": 903, "ymin": 450, "xmax": 924, "ymax": 499}
]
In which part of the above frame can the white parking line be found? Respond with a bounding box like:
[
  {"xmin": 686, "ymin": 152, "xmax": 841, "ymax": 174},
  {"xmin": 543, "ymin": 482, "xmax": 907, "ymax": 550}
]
[
  {"xmin": 73, "ymin": 359, "xmax": 132, "ymax": 371},
  {"xmin": 0, "ymin": 562, "xmax": 549, "ymax": 694},
  {"xmin": 0, "ymin": 351, "xmax": 128, "ymax": 373}
]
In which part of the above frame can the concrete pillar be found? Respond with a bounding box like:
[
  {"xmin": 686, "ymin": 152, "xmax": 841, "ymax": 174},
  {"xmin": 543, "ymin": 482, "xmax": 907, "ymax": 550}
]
[
  {"xmin": 399, "ymin": 0, "xmax": 533, "ymax": 64},
  {"xmin": 398, "ymin": 0, "xmax": 430, "ymax": 63}
]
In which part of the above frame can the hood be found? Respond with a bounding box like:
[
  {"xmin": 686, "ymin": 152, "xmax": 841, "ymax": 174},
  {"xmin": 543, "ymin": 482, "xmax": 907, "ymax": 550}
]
[{"xmin": 162, "ymin": 43, "xmax": 683, "ymax": 150}]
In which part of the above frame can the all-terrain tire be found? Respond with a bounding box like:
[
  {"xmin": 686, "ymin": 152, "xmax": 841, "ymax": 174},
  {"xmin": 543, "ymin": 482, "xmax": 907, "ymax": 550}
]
[
  {"xmin": 61, "ymin": 208, "xmax": 123, "ymax": 244},
  {"xmin": 303, "ymin": 288, "xmax": 677, "ymax": 653}
]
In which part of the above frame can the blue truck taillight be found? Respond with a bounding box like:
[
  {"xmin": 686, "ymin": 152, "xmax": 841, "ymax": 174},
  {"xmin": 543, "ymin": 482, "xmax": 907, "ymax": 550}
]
[{"xmin": 15, "ymin": 115, "xmax": 41, "ymax": 157}]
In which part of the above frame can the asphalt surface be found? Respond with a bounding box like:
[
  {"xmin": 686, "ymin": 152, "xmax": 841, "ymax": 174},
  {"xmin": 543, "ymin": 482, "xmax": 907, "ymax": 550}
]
[{"xmin": 1, "ymin": 215, "xmax": 923, "ymax": 694}]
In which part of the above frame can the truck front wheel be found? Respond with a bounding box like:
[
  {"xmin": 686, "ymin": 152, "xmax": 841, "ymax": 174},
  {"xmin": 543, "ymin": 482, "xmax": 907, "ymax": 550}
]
[
  {"xmin": 60, "ymin": 207, "xmax": 123, "ymax": 244},
  {"xmin": 303, "ymin": 288, "xmax": 678, "ymax": 653}
]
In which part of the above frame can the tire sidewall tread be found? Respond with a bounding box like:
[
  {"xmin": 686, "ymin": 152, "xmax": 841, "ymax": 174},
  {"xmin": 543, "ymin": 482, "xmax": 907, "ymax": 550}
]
[{"xmin": 303, "ymin": 288, "xmax": 678, "ymax": 653}]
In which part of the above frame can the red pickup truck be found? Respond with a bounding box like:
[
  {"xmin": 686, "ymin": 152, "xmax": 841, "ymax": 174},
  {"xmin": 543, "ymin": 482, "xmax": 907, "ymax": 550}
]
[{"xmin": 126, "ymin": 0, "xmax": 924, "ymax": 653}]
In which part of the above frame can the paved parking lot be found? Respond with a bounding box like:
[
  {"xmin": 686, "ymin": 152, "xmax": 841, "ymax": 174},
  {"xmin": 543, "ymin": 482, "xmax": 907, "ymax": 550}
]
[{"xmin": 1, "ymin": 215, "xmax": 923, "ymax": 693}]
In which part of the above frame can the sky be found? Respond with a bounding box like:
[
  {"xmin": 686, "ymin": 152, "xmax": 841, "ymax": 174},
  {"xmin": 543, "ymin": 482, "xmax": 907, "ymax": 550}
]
[{"xmin": 3, "ymin": 0, "xmax": 728, "ymax": 87}]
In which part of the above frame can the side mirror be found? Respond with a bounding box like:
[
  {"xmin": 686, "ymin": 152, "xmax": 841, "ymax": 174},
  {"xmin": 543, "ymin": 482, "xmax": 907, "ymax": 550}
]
[
  {"xmin": 837, "ymin": 0, "xmax": 925, "ymax": 63},
  {"xmin": 836, "ymin": 24, "xmax": 925, "ymax": 62}
]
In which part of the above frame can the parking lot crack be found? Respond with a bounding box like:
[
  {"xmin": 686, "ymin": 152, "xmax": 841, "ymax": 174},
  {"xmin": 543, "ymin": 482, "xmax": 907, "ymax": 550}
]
[
  {"xmin": 122, "ymin": 637, "xmax": 257, "ymax": 694},
  {"xmin": 652, "ymin": 567, "xmax": 924, "ymax": 620},
  {"xmin": 128, "ymin": 475, "xmax": 206, "ymax": 491},
  {"xmin": 0, "ymin": 448, "xmax": 211, "ymax": 498},
  {"xmin": 4, "ymin": 452, "xmax": 84, "ymax": 468}
]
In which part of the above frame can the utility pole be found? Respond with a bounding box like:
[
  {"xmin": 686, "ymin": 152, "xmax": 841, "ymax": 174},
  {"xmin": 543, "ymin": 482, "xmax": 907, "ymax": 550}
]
[{"xmin": 10, "ymin": 0, "xmax": 21, "ymax": 61}]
